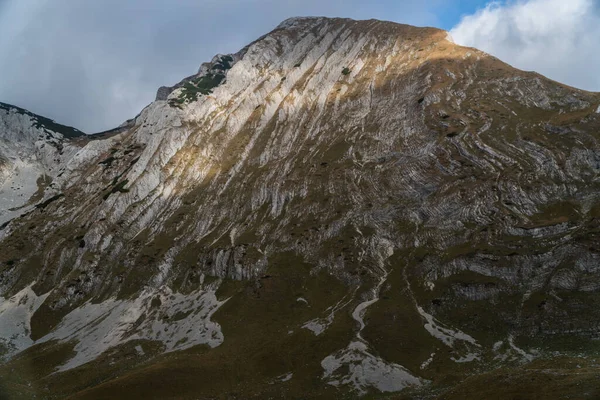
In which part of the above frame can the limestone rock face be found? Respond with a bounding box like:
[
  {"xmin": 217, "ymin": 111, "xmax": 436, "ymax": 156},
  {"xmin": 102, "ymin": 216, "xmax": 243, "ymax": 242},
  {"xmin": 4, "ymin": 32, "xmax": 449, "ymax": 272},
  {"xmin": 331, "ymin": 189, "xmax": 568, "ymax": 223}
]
[
  {"xmin": 0, "ymin": 102, "xmax": 87, "ymax": 226},
  {"xmin": 155, "ymin": 86, "xmax": 172, "ymax": 101},
  {"xmin": 1, "ymin": 17, "xmax": 600, "ymax": 399},
  {"xmin": 155, "ymin": 53, "xmax": 242, "ymax": 102}
]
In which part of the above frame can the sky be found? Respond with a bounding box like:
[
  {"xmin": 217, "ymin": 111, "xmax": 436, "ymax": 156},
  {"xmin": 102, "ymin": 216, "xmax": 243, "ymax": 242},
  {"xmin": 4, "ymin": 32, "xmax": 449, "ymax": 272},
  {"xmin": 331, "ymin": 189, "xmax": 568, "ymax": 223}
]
[{"xmin": 0, "ymin": 0, "xmax": 598, "ymax": 133}]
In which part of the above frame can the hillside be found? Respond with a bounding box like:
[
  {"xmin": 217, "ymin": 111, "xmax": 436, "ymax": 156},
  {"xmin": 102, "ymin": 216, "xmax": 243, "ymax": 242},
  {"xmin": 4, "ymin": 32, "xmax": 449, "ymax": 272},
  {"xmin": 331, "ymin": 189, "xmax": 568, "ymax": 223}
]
[{"xmin": 1, "ymin": 17, "xmax": 600, "ymax": 399}]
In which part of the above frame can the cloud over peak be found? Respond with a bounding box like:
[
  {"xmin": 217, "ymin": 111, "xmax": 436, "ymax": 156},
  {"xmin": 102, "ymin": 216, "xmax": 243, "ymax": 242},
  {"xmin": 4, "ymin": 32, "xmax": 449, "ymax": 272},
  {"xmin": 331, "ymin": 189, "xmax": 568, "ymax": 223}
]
[{"xmin": 451, "ymin": 0, "xmax": 600, "ymax": 91}]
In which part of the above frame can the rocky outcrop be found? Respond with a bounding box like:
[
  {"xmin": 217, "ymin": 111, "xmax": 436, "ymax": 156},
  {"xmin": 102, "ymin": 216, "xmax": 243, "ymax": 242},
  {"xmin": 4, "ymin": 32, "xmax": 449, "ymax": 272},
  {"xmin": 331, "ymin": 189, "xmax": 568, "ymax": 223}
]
[
  {"xmin": 155, "ymin": 86, "xmax": 172, "ymax": 101},
  {"xmin": 154, "ymin": 53, "xmax": 241, "ymax": 102},
  {"xmin": 0, "ymin": 102, "xmax": 87, "ymax": 226}
]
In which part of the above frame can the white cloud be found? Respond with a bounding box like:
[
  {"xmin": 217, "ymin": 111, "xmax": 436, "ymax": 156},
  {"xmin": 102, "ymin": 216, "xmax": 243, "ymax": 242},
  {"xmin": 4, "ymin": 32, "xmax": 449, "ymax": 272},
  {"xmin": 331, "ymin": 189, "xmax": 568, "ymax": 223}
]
[{"xmin": 450, "ymin": 0, "xmax": 600, "ymax": 91}]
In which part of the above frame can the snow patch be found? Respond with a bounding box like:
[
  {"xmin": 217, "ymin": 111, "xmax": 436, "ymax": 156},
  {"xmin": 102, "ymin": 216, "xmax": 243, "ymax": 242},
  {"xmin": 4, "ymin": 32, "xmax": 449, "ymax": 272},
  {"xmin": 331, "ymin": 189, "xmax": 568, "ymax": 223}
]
[
  {"xmin": 135, "ymin": 345, "xmax": 145, "ymax": 356},
  {"xmin": 269, "ymin": 372, "xmax": 293, "ymax": 385},
  {"xmin": 302, "ymin": 320, "xmax": 327, "ymax": 336},
  {"xmin": 322, "ymin": 341, "xmax": 423, "ymax": 395},
  {"xmin": 451, "ymin": 353, "xmax": 480, "ymax": 363},
  {"xmin": 508, "ymin": 335, "xmax": 535, "ymax": 362},
  {"xmin": 417, "ymin": 306, "xmax": 479, "ymax": 347},
  {"xmin": 0, "ymin": 283, "xmax": 50, "ymax": 359},
  {"xmin": 37, "ymin": 286, "xmax": 226, "ymax": 371},
  {"xmin": 279, "ymin": 372, "xmax": 293, "ymax": 382},
  {"xmin": 420, "ymin": 353, "xmax": 435, "ymax": 370},
  {"xmin": 492, "ymin": 337, "xmax": 536, "ymax": 362},
  {"xmin": 493, "ymin": 340, "xmax": 504, "ymax": 352},
  {"xmin": 303, "ymin": 291, "xmax": 355, "ymax": 336}
]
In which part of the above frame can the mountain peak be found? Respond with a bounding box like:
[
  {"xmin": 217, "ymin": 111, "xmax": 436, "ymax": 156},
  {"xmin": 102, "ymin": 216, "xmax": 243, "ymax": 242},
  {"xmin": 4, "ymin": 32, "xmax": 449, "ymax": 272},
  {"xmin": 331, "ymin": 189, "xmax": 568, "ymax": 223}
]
[
  {"xmin": 0, "ymin": 101, "xmax": 90, "ymax": 225},
  {"xmin": 0, "ymin": 101, "xmax": 85, "ymax": 139},
  {"xmin": 275, "ymin": 16, "xmax": 326, "ymax": 28},
  {"xmin": 274, "ymin": 16, "xmax": 345, "ymax": 30},
  {"xmin": 156, "ymin": 15, "xmax": 456, "ymax": 110}
]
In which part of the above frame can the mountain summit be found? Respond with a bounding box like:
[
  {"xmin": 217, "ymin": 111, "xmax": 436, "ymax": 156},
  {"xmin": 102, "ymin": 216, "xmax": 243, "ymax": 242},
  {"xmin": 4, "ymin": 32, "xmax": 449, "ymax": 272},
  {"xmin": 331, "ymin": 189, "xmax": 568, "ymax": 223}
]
[{"xmin": 1, "ymin": 17, "xmax": 600, "ymax": 399}]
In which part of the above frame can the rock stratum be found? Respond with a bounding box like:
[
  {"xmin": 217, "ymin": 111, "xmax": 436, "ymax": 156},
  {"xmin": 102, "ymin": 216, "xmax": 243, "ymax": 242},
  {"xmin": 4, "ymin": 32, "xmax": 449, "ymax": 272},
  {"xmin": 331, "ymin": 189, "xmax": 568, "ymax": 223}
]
[{"xmin": 1, "ymin": 17, "xmax": 600, "ymax": 399}]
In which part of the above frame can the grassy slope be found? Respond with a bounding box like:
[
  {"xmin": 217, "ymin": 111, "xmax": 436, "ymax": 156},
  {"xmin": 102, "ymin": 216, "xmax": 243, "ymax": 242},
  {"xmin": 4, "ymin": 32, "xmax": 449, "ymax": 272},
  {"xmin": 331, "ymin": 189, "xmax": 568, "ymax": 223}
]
[{"xmin": 0, "ymin": 253, "xmax": 359, "ymax": 399}]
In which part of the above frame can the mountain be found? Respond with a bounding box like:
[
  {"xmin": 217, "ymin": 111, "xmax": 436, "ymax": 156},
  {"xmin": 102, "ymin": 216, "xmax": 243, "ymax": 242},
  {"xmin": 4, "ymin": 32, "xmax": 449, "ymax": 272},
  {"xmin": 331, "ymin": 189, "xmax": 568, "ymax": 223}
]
[
  {"xmin": 0, "ymin": 102, "xmax": 88, "ymax": 226},
  {"xmin": 1, "ymin": 16, "xmax": 600, "ymax": 399}
]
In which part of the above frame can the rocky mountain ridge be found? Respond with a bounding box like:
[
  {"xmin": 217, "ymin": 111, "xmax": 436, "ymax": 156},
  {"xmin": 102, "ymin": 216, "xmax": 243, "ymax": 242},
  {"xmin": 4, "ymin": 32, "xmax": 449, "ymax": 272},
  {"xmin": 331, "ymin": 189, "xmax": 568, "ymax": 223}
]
[
  {"xmin": 0, "ymin": 102, "xmax": 87, "ymax": 226},
  {"xmin": 1, "ymin": 16, "xmax": 600, "ymax": 399}
]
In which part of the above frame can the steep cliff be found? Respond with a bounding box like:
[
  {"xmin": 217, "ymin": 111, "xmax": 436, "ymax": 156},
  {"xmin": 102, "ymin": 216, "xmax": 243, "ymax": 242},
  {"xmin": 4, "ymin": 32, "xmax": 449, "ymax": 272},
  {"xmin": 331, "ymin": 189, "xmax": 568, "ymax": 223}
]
[{"xmin": 1, "ymin": 17, "xmax": 600, "ymax": 399}]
